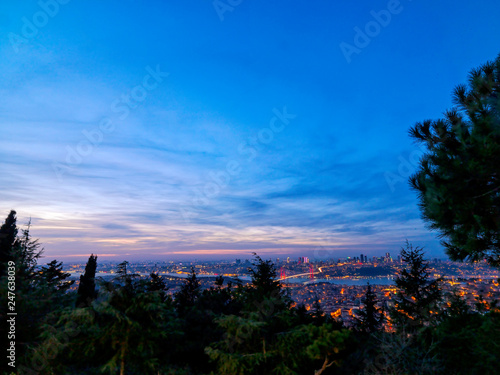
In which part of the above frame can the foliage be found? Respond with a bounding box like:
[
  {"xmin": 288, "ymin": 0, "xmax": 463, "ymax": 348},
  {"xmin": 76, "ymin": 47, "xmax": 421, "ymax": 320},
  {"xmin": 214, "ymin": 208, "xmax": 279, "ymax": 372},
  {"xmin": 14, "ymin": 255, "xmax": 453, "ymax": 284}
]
[
  {"xmin": 282, "ymin": 324, "xmax": 350, "ymax": 375},
  {"xmin": 361, "ymin": 331, "xmax": 442, "ymax": 375},
  {"xmin": 174, "ymin": 267, "xmax": 201, "ymax": 312},
  {"xmin": 354, "ymin": 283, "xmax": 385, "ymax": 333},
  {"xmin": 76, "ymin": 254, "xmax": 98, "ymax": 307},
  {"xmin": 206, "ymin": 254, "xmax": 351, "ymax": 375},
  {"xmin": 248, "ymin": 254, "xmax": 282, "ymax": 298},
  {"xmin": 32, "ymin": 262, "xmax": 180, "ymax": 375},
  {"xmin": 39, "ymin": 259, "xmax": 74, "ymax": 293},
  {"xmin": 0, "ymin": 212, "xmax": 75, "ymax": 374},
  {"xmin": 0, "ymin": 210, "xmax": 18, "ymax": 277},
  {"xmin": 390, "ymin": 241, "xmax": 442, "ymax": 332},
  {"xmin": 430, "ymin": 310, "xmax": 500, "ymax": 375},
  {"xmin": 409, "ymin": 54, "xmax": 500, "ymax": 267}
]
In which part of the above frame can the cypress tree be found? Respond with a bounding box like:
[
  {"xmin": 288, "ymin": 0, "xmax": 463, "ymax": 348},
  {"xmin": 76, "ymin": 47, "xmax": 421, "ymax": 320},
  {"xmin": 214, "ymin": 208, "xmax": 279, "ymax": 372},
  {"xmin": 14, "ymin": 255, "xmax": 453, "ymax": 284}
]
[
  {"xmin": 0, "ymin": 210, "xmax": 18, "ymax": 277},
  {"xmin": 76, "ymin": 254, "xmax": 98, "ymax": 307}
]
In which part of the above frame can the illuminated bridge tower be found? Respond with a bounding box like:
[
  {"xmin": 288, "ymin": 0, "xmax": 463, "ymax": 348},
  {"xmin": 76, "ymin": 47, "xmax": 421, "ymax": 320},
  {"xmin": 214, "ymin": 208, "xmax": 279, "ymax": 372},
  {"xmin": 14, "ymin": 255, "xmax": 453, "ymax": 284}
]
[
  {"xmin": 280, "ymin": 267, "xmax": 286, "ymax": 280},
  {"xmin": 309, "ymin": 264, "xmax": 314, "ymax": 279}
]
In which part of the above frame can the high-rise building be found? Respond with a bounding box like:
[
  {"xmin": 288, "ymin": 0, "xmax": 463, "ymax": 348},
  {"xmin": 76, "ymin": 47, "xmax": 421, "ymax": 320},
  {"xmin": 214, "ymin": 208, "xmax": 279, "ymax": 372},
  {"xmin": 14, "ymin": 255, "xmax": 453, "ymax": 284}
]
[
  {"xmin": 364, "ymin": 255, "xmax": 368, "ymax": 263},
  {"xmin": 299, "ymin": 256, "xmax": 310, "ymax": 264}
]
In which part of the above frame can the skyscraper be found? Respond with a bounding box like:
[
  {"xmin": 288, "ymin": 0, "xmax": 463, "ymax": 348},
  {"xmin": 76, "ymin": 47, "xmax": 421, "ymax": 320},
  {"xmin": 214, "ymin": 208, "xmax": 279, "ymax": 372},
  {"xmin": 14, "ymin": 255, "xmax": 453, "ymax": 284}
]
[{"xmin": 360, "ymin": 253, "xmax": 364, "ymax": 263}]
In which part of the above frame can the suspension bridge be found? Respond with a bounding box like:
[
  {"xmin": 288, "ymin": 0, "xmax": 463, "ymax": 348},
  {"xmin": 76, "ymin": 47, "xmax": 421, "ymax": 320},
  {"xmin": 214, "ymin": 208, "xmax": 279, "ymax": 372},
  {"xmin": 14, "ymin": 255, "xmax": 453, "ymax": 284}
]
[{"xmin": 279, "ymin": 265, "xmax": 324, "ymax": 280}]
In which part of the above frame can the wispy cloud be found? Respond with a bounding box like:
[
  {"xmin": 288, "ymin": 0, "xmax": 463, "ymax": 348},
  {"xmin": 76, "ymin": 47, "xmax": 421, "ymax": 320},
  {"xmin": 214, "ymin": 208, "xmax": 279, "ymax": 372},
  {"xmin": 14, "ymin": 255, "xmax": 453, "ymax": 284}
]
[{"xmin": 2, "ymin": 0, "xmax": 498, "ymax": 261}]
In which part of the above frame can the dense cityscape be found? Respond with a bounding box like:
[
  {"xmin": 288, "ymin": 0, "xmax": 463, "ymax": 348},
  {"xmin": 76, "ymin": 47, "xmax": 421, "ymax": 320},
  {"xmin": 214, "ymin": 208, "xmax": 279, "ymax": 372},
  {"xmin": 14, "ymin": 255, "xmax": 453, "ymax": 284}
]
[{"xmin": 62, "ymin": 253, "xmax": 500, "ymax": 328}]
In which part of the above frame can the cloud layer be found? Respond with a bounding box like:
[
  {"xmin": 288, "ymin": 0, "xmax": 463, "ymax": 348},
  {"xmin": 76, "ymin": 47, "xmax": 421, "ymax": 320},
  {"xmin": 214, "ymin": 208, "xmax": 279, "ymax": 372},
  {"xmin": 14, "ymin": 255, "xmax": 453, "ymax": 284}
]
[{"xmin": 1, "ymin": 0, "xmax": 499, "ymax": 261}]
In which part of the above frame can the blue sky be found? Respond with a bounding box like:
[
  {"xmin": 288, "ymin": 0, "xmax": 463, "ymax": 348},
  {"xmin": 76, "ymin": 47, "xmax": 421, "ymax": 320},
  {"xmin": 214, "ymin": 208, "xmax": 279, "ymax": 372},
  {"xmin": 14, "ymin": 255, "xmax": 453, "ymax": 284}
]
[{"xmin": 1, "ymin": 0, "xmax": 499, "ymax": 262}]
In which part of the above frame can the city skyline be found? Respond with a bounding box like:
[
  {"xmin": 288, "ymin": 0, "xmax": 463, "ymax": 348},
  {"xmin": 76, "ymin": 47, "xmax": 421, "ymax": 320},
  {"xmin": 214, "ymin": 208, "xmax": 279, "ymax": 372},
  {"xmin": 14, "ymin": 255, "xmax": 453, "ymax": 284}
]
[{"xmin": 2, "ymin": 1, "xmax": 500, "ymax": 261}]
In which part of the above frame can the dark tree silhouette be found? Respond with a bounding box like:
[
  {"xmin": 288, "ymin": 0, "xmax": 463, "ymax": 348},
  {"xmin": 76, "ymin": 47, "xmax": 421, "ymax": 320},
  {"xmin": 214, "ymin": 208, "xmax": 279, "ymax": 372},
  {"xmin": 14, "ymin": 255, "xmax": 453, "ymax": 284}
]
[
  {"xmin": 390, "ymin": 242, "xmax": 442, "ymax": 332},
  {"xmin": 39, "ymin": 259, "xmax": 74, "ymax": 293},
  {"xmin": 76, "ymin": 254, "xmax": 98, "ymax": 307},
  {"xmin": 0, "ymin": 210, "xmax": 18, "ymax": 277},
  {"xmin": 311, "ymin": 295, "xmax": 327, "ymax": 326},
  {"xmin": 116, "ymin": 260, "xmax": 129, "ymax": 277},
  {"xmin": 247, "ymin": 253, "xmax": 286, "ymax": 303},
  {"xmin": 174, "ymin": 266, "xmax": 201, "ymax": 311},
  {"xmin": 409, "ymin": 54, "xmax": 500, "ymax": 267},
  {"xmin": 354, "ymin": 283, "xmax": 384, "ymax": 333}
]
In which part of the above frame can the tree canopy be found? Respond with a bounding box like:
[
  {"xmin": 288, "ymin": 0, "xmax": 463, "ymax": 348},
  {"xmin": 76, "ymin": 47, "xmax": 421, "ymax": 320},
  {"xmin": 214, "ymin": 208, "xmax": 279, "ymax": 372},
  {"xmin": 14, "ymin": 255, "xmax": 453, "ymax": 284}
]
[
  {"xmin": 409, "ymin": 54, "xmax": 500, "ymax": 266},
  {"xmin": 390, "ymin": 242, "xmax": 442, "ymax": 332},
  {"xmin": 354, "ymin": 283, "xmax": 384, "ymax": 333}
]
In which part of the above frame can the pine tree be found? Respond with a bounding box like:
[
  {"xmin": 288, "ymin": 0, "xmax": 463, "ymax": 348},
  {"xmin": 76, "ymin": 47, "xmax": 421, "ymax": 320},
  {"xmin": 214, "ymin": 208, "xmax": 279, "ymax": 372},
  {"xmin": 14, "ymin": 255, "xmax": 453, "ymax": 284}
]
[
  {"xmin": 76, "ymin": 254, "xmax": 98, "ymax": 307},
  {"xmin": 354, "ymin": 283, "xmax": 384, "ymax": 333},
  {"xmin": 409, "ymin": 54, "xmax": 500, "ymax": 267},
  {"xmin": 16, "ymin": 219, "xmax": 43, "ymax": 280},
  {"xmin": 248, "ymin": 253, "xmax": 283, "ymax": 300},
  {"xmin": 207, "ymin": 314, "xmax": 351, "ymax": 374},
  {"xmin": 431, "ymin": 292, "xmax": 500, "ymax": 374},
  {"xmin": 39, "ymin": 259, "xmax": 74, "ymax": 293},
  {"xmin": 390, "ymin": 242, "xmax": 442, "ymax": 332},
  {"xmin": 146, "ymin": 272, "xmax": 170, "ymax": 304},
  {"xmin": 174, "ymin": 266, "xmax": 201, "ymax": 311}
]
